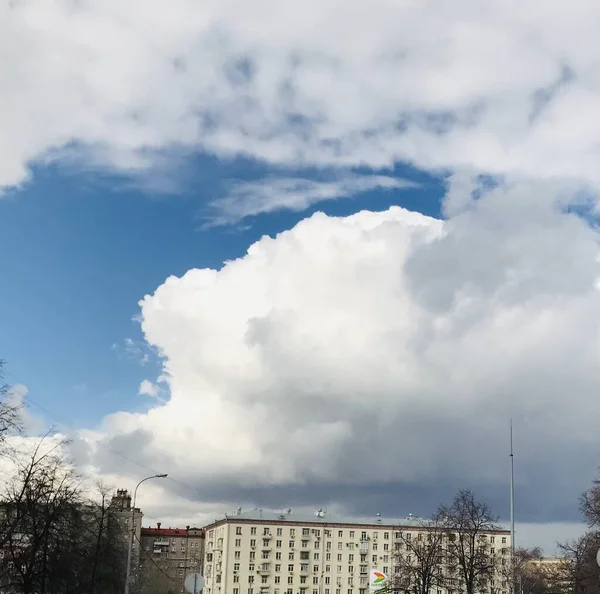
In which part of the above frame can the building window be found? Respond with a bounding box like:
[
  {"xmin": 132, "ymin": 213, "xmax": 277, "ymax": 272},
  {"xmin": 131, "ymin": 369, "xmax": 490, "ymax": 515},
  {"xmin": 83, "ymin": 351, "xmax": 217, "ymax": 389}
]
[
  {"xmin": 251, "ymin": 527, "xmax": 257, "ymax": 535},
  {"xmin": 288, "ymin": 564, "xmax": 295, "ymax": 572},
  {"xmin": 236, "ymin": 539, "xmax": 241, "ymax": 547},
  {"xmin": 338, "ymin": 531, "xmax": 343, "ymax": 537},
  {"xmin": 277, "ymin": 528, "xmax": 283, "ymax": 536},
  {"xmin": 384, "ymin": 532, "xmax": 389, "ymax": 540},
  {"xmin": 288, "ymin": 576, "xmax": 293, "ymax": 584},
  {"xmin": 289, "ymin": 541, "xmax": 295, "ymax": 548},
  {"xmin": 276, "ymin": 540, "xmax": 282, "ymax": 548},
  {"xmin": 236, "ymin": 527, "xmax": 242, "ymax": 535},
  {"xmin": 303, "ymin": 528, "xmax": 310, "ymax": 536}
]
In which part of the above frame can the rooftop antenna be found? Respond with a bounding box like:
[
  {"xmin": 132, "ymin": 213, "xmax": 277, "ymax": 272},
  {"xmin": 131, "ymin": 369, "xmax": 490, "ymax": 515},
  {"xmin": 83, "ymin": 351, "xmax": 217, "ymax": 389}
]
[{"xmin": 510, "ymin": 419, "xmax": 516, "ymax": 594}]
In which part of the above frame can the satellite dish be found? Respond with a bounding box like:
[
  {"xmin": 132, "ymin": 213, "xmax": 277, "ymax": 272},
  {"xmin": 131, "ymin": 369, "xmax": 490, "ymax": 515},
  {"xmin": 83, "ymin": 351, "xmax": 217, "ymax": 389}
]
[{"xmin": 184, "ymin": 574, "xmax": 205, "ymax": 594}]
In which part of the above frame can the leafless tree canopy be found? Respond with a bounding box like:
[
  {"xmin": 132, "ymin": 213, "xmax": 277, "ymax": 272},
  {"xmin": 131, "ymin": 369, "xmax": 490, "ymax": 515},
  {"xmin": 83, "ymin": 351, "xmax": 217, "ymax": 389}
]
[
  {"xmin": 0, "ymin": 439, "xmax": 127, "ymax": 594},
  {"xmin": 437, "ymin": 490, "xmax": 502, "ymax": 594},
  {"xmin": 390, "ymin": 515, "xmax": 446, "ymax": 594},
  {"xmin": 0, "ymin": 361, "xmax": 22, "ymax": 444}
]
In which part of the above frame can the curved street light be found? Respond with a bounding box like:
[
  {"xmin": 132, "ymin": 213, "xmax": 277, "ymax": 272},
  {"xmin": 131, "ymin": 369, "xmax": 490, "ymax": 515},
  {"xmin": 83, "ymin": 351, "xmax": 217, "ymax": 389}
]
[{"xmin": 124, "ymin": 473, "xmax": 168, "ymax": 594}]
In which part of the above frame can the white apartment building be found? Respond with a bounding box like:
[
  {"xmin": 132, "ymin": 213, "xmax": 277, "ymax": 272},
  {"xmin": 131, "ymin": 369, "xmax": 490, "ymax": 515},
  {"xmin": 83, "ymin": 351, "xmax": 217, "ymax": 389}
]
[{"xmin": 202, "ymin": 508, "xmax": 511, "ymax": 594}]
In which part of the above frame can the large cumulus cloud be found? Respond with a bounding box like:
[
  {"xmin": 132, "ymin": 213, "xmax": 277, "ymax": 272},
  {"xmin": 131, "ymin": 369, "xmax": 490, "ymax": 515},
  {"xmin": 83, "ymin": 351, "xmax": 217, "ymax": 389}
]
[{"xmin": 83, "ymin": 181, "xmax": 600, "ymax": 528}]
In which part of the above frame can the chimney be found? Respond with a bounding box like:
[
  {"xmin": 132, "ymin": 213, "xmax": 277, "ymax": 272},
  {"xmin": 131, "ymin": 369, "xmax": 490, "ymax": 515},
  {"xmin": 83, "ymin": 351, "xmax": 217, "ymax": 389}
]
[
  {"xmin": 157, "ymin": 522, "xmax": 161, "ymax": 529},
  {"xmin": 186, "ymin": 525, "xmax": 190, "ymax": 530}
]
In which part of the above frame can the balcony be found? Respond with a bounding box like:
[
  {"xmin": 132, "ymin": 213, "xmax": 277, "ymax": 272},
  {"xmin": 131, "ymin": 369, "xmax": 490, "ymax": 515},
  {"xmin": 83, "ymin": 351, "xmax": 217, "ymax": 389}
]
[
  {"xmin": 258, "ymin": 564, "xmax": 271, "ymax": 574},
  {"xmin": 154, "ymin": 539, "xmax": 170, "ymax": 547}
]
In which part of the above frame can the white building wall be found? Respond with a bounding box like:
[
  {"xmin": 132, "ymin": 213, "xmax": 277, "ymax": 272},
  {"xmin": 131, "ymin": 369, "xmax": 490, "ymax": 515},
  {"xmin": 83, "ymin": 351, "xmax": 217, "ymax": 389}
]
[{"xmin": 203, "ymin": 517, "xmax": 511, "ymax": 594}]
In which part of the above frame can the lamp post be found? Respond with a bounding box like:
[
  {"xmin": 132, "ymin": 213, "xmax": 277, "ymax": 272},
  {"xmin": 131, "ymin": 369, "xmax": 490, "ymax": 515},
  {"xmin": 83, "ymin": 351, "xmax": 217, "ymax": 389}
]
[{"xmin": 124, "ymin": 473, "xmax": 168, "ymax": 594}]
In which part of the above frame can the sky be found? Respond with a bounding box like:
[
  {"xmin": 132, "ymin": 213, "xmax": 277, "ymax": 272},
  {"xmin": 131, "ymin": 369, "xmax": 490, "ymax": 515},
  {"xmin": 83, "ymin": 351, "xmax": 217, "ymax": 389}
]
[{"xmin": 2, "ymin": 0, "xmax": 600, "ymax": 555}]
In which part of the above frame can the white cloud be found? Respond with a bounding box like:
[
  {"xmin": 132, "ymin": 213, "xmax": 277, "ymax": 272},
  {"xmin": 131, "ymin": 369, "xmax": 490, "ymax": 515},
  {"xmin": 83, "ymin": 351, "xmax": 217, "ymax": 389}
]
[
  {"xmin": 72, "ymin": 181, "xmax": 600, "ymax": 531},
  {"xmin": 205, "ymin": 174, "xmax": 418, "ymax": 226},
  {"xmin": 138, "ymin": 380, "xmax": 160, "ymax": 398},
  {"xmin": 4, "ymin": 0, "xmax": 600, "ymax": 196}
]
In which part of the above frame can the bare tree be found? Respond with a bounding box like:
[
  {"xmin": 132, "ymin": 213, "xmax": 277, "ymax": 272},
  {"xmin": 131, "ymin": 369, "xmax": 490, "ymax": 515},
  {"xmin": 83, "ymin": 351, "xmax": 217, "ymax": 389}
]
[
  {"xmin": 390, "ymin": 515, "xmax": 446, "ymax": 594},
  {"xmin": 579, "ymin": 475, "xmax": 600, "ymax": 529},
  {"xmin": 0, "ymin": 438, "xmax": 81, "ymax": 593},
  {"xmin": 495, "ymin": 547, "xmax": 558, "ymax": 594},
  {"xmin": 438, "ymin": 489, "xmax": 502, "ymax": 594},
  {"xmin": 556, "ymin": 532, "xmax": 600, "ymax": 594},
  {"xmin": 0, "ymin": 361, "xmax": 22, "ymax": 444},
  {"xmin": 81, "ymin": 482, "xmax": 128, "ymax": 594},
  {"xmin": 0, "ymin": 438, "xmax": 128, "ymax": 594}
]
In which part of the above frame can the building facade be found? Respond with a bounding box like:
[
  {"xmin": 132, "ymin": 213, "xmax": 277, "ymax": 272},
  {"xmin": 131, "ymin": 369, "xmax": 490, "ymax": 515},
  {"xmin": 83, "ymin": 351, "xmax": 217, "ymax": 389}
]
[
  {"xmin": 140, "ymin": 523, "xmax": 205, "ymax": 593},
  {"xmin": 202, "ymin": 509, "xmax": 512, "ymax": 594},
  {"xmin": 110, "ymin": 489, "xmax": 144, "ymax": 588}
]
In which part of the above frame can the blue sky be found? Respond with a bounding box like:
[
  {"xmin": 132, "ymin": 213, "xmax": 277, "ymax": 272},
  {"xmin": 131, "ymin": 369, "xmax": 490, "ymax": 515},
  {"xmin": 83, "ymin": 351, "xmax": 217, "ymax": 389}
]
[
  {"xmin": 0, "ymin": 158, "xmax": 444, "ymax": 429},
  {"xmin": 6, "ymin": 0, "xmax": 600, "ymax": 551}
]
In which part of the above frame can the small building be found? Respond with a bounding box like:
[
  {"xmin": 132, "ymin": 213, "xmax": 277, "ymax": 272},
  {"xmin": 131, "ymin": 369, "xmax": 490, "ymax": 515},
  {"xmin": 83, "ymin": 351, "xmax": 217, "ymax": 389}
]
[{"xmin": 140, "ymin": 523, "xmax": 205, "ymax": 594}]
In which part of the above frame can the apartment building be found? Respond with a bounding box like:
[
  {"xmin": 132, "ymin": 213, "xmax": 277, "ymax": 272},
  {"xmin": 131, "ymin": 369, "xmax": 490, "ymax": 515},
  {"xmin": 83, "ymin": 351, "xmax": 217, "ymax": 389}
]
[
  {"xmin": 202, "ymin": 508, "xmax": 511, "ymax": 594},
  {"xmin": 110, "ymin": 488, "xmax": 144, "ymax": 586},
  {"xmin": 140, "ymin": 523, "xmax": 205, "ymax": 593}
]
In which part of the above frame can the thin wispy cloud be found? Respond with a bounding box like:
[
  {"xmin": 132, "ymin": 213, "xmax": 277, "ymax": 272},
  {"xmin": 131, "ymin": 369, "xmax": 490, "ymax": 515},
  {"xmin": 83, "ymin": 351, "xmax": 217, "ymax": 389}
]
[{"xmin": 205, "ymin": 174, "xmax": 419, "ymax": 226}]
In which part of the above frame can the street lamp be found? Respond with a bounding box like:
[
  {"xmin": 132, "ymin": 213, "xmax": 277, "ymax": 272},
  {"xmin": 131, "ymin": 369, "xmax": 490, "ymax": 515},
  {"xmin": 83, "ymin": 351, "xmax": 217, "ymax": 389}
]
[{"xmin": 124, "ymin": 473, "xmax": 168, "ymax": 594}]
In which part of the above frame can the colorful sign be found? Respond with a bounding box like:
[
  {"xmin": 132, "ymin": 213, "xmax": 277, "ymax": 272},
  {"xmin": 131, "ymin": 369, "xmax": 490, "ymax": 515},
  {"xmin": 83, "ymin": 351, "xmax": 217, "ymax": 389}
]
[{"xmin": 369, "ymin": 570, "xmax": 388, "ymax": 592}]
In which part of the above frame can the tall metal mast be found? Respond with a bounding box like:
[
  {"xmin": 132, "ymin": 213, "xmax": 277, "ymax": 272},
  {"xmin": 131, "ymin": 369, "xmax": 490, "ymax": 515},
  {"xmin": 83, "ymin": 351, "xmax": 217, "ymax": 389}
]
[{"xmin": 510, "ymin": 419, "xmax": 516, "ymax": 593}]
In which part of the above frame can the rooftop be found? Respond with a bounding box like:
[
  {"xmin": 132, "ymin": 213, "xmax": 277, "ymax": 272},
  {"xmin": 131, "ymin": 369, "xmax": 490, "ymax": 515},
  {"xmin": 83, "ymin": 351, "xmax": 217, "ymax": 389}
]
[
  {"xmin": 206, "ymin": 508, "xmax": 507, "ymax": 532},
  {"xmin": 141, "ymin": 524, "xmax": 204, "ymax": 537}
]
